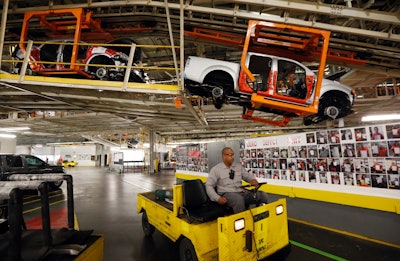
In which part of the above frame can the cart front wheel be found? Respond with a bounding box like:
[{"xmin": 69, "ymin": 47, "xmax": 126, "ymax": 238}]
[
  {"xmin": 141, "ymin": 211, "xmax": 155, "ymax": 237},
  {"xmin": 179, "ymin": 237, "xmax": 198, "ymax": 261}
]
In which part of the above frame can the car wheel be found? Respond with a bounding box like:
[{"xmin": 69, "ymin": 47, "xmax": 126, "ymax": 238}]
[
  {"xmin": 179, "ymin": 237, "xmax": 198, "ymax": 261},
  {"xmin": 88, "ymin": 56, "xmax": 114, "ymax": 80},
  {"xmin": 142, "ymin": 211, "xmax": 155, "ymax": 237},
  {"xmin": 319, "ymin": 92, "xmax": 351, "ymax": 120}
]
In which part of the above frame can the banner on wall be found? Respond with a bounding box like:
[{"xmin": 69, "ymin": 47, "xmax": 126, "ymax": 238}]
[{"xmin": 176, "ymin": 123, "xmax": 400, "ymax": 191}]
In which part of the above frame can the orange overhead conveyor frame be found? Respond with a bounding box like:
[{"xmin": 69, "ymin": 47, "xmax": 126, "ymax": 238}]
[
  {"xmin": 19, "ymin": 8, "xmax": 113, "ymax": 76},
  {"xmin": 240, "ymin": 20, "xmax": 331, "ymax": 126}
]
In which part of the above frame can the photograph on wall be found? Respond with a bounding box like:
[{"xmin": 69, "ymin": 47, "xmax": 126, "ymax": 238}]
[
  {"xmin": 251, "ymin": 158, "xmax": 257, "ymax": 168},
  {"xmin": 371, "ymin": 174, "xmax": 388, "ymax": 188},
  {"xmin": 289, "ymin": 170, "xmax": 297, "ymax": 181},
  {"xmin": 265, "ymin": 169, "xmax": 272, "ymax": 179},
  {"xmin": 280, "ymin": 147, "xmax": 289, "ymax": 158},
  {"xmin": 319, "ymin": 172, "xmax": 328, "ymax": 184},
  {"xmin": 272, "ymin": 147, "xmax": 280, "ymax": 158},
  {"xmin": 281, "ymin": 170, "xmax": 289, "ymax": 180},
  {"xmin": 385, "ymin": 124, "xmax": 400, "ymax": 139},
  {"xmin": 287, "ymin": 158, "xmax": 297, "ymax": 171},
  {"xmin": 264, "ymin": 148, "xmax": 272, "ymax": 158},
  {"xmin": 317, "ymin": 158, "xmax": 328, "ymax": 171},
  {"xmin": 344, "ymin": 172, "xmax": 354, "ymax": 186},
  {"xmin": 264, "ymin": 158, "xmax": 272, "ymax": 169},
  {"xmin": 330, "ymin": 144, "xmax": 341, "ymax": 157},
  {"xmin": 318, "ymin": 144, "xmax": 330, "ymax": 157},
  {"xmin": 341, "ymin": 158, "xmax": 354, "ymax": 173},
  {"xmin": 306, "ymin": 133, "xmax": 316, "ymax": 143},
  {"xmin": 309, "ymin": 171, "xmax": 317, "ymax": 182},
  {"xmin": 272, "ymin": 170, "xmax": 279, "ymax": 179},
  {"xmin": 354, "ymin": 158, "xmax": 370, "ymax": 173},
  {"xmin": 340, "ymin": 128, "xmax": 354, "ymax": 142},
  {"xmin": 386, "ymin": 158, "xmax": 399, "ymax": 174},
  {"xmin": 370, "ymin": 158, "xmax": 385, "ymax": 173},
  {"xmin": 316, "ymin": 130, "xmax": 328, "ymax": 144},
  {"xmin": 370, "ymin": 141, "xmax": 388, "ymax": 157},
  {"xmin": 355, "ymin": 127, "xmax": 368, "ymax": 141},
  {"xmin": 257, "ymin": 158, "xmax": 265, "ymax": 168},
  {"xmin": 279, "ymin": 158, "xmax": 287, "ymax": 169},
  {"xmin": 307, "ymin": 145, "xmax": 318, "ymax": 158},
  {"xmin": 388, "ymin": 174, "xmax": 400, "ymax": 189},
  {"xmin": 356, "ymin": 142, "xmax": 371, "ymax": 157},
  {"xmin": 306, "ymin": 158, "xmax": 317, "ymax": 171},
  {"xmin": 369, "ymin": 125, "xmax": 386, "ymax": 140},
  {"xmin": 328, "ymin": 130, "xmax": 341, "ymax": 144},
  {"xmin": 328, "ymin": 158, "xmax": 341, "ymax": 172},
  {"xmin": 299, "ymin": 171, "xmax": 307, "ymax": 182},
  {"xmin": 388, "ymin": 140, "xmax": 400, "ymax": 156},
  {"xmin": 342, "ymin": 143, "xmax": 355, "ymax": 157},
  {"xmin": 288, "ymin": 146, "xmax": 298, "ymax": 158},
  {"xmin": 356, "ymin": 173, "xmax": 371, "ymax": 187},
  {"xmin": 297, "ymin": 159, "xmax": 306, "ymax": 170},
  {"xmin": 331, "ymin": 172, "xmax": 341, "ymax": 185},
  {"xmin": 299, "ymin": 146, "xmax": 307, "ymax": 158}
]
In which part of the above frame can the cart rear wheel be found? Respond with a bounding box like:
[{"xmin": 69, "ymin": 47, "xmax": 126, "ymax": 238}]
[
  {"xmin": 141, "ymin": 211, "xmax": 155, "ymax": 237},
  {"xmin": 179, "ymin": 237, "xmax": 198, "ymax": 261}
]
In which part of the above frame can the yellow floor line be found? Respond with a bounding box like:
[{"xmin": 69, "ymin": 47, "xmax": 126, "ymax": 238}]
[
  {"xmin": 74, "ymin": 213, "xmax": 79, "ymax": 230},
  {"xmin": 23, "ymin": 193, "xmax": 64, "ymax": 205},
  {"xmin": 288, "ymin": 217, "xmax": 400, "ymax": 249},
  {"xmin": 23, "ymin": 199, "xmax": 66, "ymax": 214}
]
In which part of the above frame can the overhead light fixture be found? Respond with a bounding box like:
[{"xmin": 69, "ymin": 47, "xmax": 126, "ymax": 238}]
[
  {"xmin": 0, "ymin": 127, "xmax": 30, "ymax": 132},
  {"xmin": 361, "ymin": 114, "xmax": 400, "ymax": 122},
  {"xmin": 0, "ymin": 133, "xmax": 16, "ymax": 138}
]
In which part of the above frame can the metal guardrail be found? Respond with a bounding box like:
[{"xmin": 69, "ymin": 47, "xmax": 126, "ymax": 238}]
[
  {"xmin": 6, "ymin": 174, "xmax": 75, "ymax": 230},
  {"xmin": 0, "ymin": 174, "xmax": 76, "ymax": 261}
]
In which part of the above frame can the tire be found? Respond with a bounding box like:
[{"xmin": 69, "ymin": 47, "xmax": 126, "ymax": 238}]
[
  {"xmin": 142, "ymin": 211, "xmax": 155, "ymax": 237},
  {"xmin": 303, "ymin": 92, "xmax": 351, "ymax": 125},
  {"xmin": 87, "ymin": 56, "xmax": 115, "ymax": 80},
  {"xmin": 319, "ymin": 93, "xmax": 351, "ymax": 119},
  {"xmin": 179, "ymin": 237, "xmax": 198, "ymax": 261},
  {"xmin": 50, "ymin": 181, "xmax": 63, "ymax": 189}
]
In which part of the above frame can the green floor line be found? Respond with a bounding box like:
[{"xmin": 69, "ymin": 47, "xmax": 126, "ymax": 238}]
[{"xmin": 289, "ymin": 240, "xmax": 348, "ymax": 261}]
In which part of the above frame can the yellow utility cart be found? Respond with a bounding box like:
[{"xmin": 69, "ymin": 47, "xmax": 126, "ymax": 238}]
[{"xmin": 137, "ymin": 179, "xmax": 290, "ymax": 261}]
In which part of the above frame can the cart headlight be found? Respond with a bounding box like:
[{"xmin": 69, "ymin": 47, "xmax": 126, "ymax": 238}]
[
  {"xmin": 234, "ymin": 218, "xmax": 245, "ymax": 232},
  {"xmin": 275, "ymin": 205, "xmax": 284, "ymax": 215}
]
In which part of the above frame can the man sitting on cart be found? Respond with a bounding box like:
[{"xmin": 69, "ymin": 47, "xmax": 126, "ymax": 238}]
[{"xmin": 205, "ymin": 147, "xmax": 269, "ymax": 213}]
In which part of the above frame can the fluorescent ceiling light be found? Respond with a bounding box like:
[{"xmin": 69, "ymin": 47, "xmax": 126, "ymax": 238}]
[
  {"xmin": 361, "ymin": 114, "xmax": 400, "ymax": 122},
  {"xmin": 0, "ymin": 127, "xmax": 30, "ymax": 132},
  {"xmin": 0, "ymin": 133, "xmax": 16, "ymax": 138}
]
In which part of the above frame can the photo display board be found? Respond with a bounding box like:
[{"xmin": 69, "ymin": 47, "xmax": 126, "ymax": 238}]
[{"xmin": 176, "ymin": 123, "xmax": 400, "ymax": 191}]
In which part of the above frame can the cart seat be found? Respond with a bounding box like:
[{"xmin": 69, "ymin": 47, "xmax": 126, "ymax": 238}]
[{"xmin": 182, "ymin": 179, "xmax": 229, "ymax": 223}]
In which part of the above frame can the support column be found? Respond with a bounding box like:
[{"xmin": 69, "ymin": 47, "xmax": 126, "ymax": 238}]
[{"xmin": 149, "ymin": 129, "xmax": 155, "ymax": 174}]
